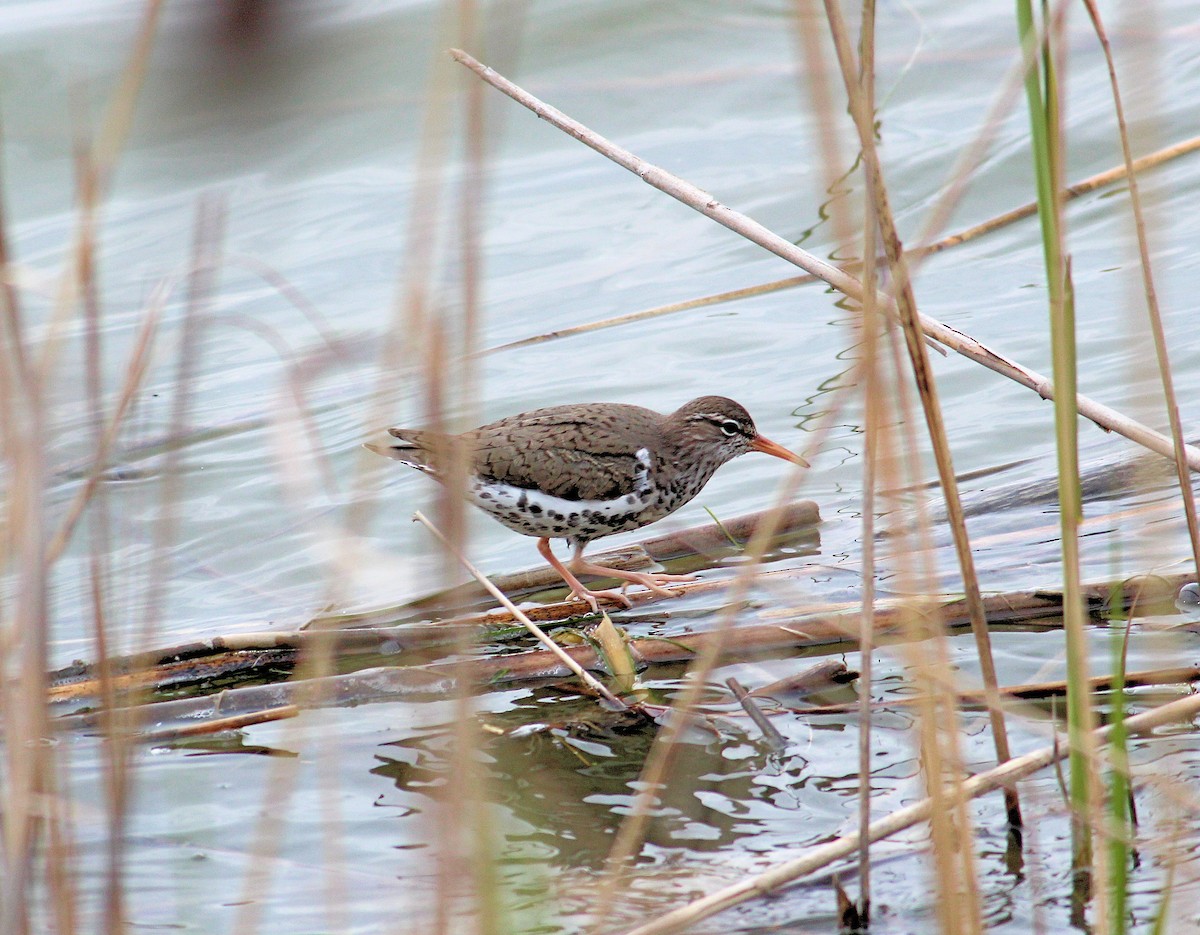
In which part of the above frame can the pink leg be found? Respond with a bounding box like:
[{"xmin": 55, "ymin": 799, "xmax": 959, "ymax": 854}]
[
  {"xmin": 568, "ymin": 543, "xmax": 697, "ymax": 599},
  {"xmin": 537, "ymin": 538, "xmax": 632, "ymax": 611}
]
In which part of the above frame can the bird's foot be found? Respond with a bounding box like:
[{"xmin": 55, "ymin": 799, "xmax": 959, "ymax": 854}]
[
  {"xmin": 571, "ymin": 560, "xmax": 698, "ymax": 600},
  {"xmin": 567, "ymin": 586, "xmax": 634, "ymax": 612},
  {"xmin": 617, "ymin": 570, "xmax": 699, "ymax": 599}
]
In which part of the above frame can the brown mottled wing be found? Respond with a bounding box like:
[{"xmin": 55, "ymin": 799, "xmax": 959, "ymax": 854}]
[{"xmin": 467, "ymin": 403, "xmax": 664, "ymax": 501}]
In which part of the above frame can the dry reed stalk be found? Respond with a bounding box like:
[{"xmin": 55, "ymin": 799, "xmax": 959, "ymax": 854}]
[
  {"xmin": 218, "ymin": 340, "xmax": 361, "ymax": 935},
  {"xmin": 44, "ymin": 284, "xmax": 166, "ymax": 565},
  {"xmin": 396, "ymin": 12, "xmax": 508, "ymax": 928},
  {"xmin": 826, "ymin": 0, "xmax": 1000, "ymax": 915},
  {"xmin": 620, "ymin": 688, "xmax": 1200, "ymax": 935},
  {"xmin": 75, "ymin": 137, "xmax": 130, "ymax": 931},
  {"xmin": 224, "ymin": 332, "xmax": 362, "ymax": 934},
  {"xmin": 823, "ymin": 0, "xmax": 1019, "ymax": 841},
  {"xmin": 1081, "ymin": 0, "xmax": 1200, "ymax": 579},
  {"xmin": 853, "ymin": 0, "xmax": 880, "ymax": 915},
  {"xmin": 1085, "ymin": 6, "xmax": 1189, "ymax": 928},
  {"xmin": 869, "ymin": 318, "xmax": 989, "ymax": 931},
  {"xmin": 903, "ymin": 0, "xmax": 1069, "ymax": 277},
  {"xmin": 344, "ymin": 2, "xmax": 464, "ymax": 545},
  {"xmin": 449, "ymin": 48, "xmax": 1200, "ymax": 473},
  {"xmin": 0, "ymin": 7, "xmax": 167, "ymax": 925},
  {"xmin": 0, "ymin": 163, "xmax": 52, "ymax": 935},
  {"xmin": 167, "ymin": 201, "xmax": 298, "ymax": 935},
  {"xmin": 854, "ymin": 208, "xmax": 881, "ymax": 935},
  {"xmin": 789, "ymin": 0, "xmax": 885, "ymax": 916},
  {"xmin": 267, "ymin": 343, "xmax": 368, "ymax": 935}
]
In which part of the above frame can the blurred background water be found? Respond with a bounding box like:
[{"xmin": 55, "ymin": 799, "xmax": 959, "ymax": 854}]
[{"xmin": 7, "ymin": 0, "xmax": 1200, "ymax": 931}]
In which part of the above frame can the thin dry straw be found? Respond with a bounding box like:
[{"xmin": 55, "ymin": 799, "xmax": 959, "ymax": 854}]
[
  {"xmin": 854, "ymin": 0, "xmax": 880, "ymax": 912},
  {"xmin": 413, "ymin": 511, "xmax": 628, "ymax": 708},
  {"xmin": 345, "ymin": 2, "xmax": 463, "ymax": 543},
  {"xmin": 0, "ymin": 179, "xmax": 53, "ymax": 935},
  {"xmin": 44, "ymin": 283, "xmax": 167, "ymax": 565},
  {"xmin": 35, "ymin": 0, "xmax": 165, "ymax": 385},
  {"xmin": 791, "ymin": 0, "xmax": 890, "ymax": 913},
  {"xmin": 1081, "ymin": 0, "xmax": 1200, "ymax": 580},
  {"xmin": 448, "ymin": 48, "xmax": 1200, "ymax": 473},
  {"xmin": 620, "ymin": 688, "xmax": 1200, "ymax": 935}
]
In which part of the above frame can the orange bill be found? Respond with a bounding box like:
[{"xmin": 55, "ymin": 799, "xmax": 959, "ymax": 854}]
[{"xmin": 750, "ymin": 434, "xmax": 810, "ymax": 467}]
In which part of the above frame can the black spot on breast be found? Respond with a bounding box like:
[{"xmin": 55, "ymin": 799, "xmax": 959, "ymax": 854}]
[
  {"xmin": 529, "ymin": 504, "xmax": 543, "ymax": 514},
  {"xmin": 479, "ymin": 492, "xmax": 493, "ymax": 500}
]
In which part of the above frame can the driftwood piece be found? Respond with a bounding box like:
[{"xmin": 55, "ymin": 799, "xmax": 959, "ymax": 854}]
[
  {"xmin": 749, "ymin": 660, "xmax": 858, "ymax": 699},
  {"xmin": 794, "ymin": 665, "xmax": 1200, "ymax": 715},
  {"xmin": 139, "ymin": 705, "xmax": 300, "ymax": 743},
  {"xmin": 726, "ymin": 678, "xmax": 788, "ymax": 750}
]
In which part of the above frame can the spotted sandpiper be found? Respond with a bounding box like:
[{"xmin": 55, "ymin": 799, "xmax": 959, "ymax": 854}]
[{"xmin": 366, "ymin": 396, "xmax": 808, "ymax": 611}]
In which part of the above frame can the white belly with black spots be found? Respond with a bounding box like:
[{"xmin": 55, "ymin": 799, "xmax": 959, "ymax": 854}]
[
  {"xmin": 467, "ymin": 447, "xmax": 669, "ymax": 544},
  {"xmin": 468, "ymin": 477, "xmax": 668, "ymax": 542}
]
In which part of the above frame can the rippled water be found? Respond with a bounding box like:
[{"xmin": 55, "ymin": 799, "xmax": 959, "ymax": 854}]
[{"xmin": 9, "ymin": 0, "xmax": 1200, "ymax": 931}]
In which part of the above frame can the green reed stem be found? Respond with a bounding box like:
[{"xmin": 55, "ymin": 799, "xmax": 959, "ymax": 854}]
[
  {"xmin": 1015, "ymin": 0, "xmax": 1095, "ymax": 875},
  {"xmin": 1106, "ymin": 582, "xmax": 1131, "ymax": 935}
]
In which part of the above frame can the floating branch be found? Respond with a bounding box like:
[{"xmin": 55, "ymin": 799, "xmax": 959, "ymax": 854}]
[{"xmin": 449, "ymin": 48, "xmax": 1200, "ymax": 472}]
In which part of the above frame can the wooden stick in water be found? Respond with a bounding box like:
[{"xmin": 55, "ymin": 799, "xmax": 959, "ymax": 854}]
[{"xmin": 448, "ymin": 48, "xmax": 1200, "ymax": 472}]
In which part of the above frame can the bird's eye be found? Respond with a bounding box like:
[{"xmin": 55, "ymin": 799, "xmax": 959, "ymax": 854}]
[{"xmin": 719, "ymin": 419, "xmax": 741, "ymax": 437}]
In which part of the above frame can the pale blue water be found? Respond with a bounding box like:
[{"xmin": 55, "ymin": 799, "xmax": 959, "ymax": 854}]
[{"xmin": 7, "ymin": 0, "xmax": 1200, "ymax": 932}]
